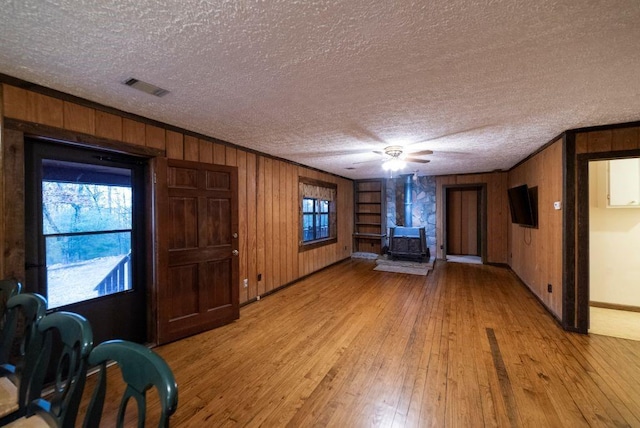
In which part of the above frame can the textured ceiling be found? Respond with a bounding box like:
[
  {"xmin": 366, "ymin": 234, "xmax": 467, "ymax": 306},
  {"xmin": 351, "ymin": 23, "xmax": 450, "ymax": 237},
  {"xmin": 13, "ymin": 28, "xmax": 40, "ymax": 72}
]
[{"xmin": 1, "ymin": 0, "xmax": 639, "ymax": 179}]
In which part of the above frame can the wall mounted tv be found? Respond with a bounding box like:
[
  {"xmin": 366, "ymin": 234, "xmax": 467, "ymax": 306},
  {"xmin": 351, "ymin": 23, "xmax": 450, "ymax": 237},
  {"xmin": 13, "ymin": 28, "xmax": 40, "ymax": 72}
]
[{"xmin": 507, "ymin": 184, "xmax": 538, "ymax": 228}]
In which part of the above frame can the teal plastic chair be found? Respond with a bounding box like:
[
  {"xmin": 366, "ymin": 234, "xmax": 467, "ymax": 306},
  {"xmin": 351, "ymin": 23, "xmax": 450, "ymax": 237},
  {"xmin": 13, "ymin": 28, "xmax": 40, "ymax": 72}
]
[
  {"xmin": 83, "ymin": 340, "xmax": 178, "ymax": 428},
  {"xmin": 0, "ymin": 280, "xmax": 22, "ymax": 334},
  {"xmin": 15, "ymin": 311, "xmax": 93, "ymax": 428},
  {"xmin": 0, "ymin": 293, "xmax": 47, "ymax": 423},
  {"xmin": 0, "ymin": 280, "xmax": 22, "ymax": 303},
  {"xmin": 0, "ymin": 293, "xmax": 46, "ymax": 372}
]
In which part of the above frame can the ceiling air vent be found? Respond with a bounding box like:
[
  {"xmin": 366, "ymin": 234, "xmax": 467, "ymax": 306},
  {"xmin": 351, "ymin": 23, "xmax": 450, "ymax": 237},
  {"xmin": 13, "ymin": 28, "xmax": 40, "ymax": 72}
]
[{"xmin": 123, "ymin": 78, "xmax": 169, "ymax": 97}]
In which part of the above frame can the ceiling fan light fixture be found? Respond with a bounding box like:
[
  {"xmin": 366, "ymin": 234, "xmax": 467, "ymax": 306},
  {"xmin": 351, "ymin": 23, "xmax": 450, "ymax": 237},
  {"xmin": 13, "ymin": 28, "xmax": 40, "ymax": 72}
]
[
  {"xmin": 383, "ymin": 145, "xmax": 404, "ymax": 158},
  {"xmin": 382, "ymin": 158, "xmax": 406, "ymax": 171}
]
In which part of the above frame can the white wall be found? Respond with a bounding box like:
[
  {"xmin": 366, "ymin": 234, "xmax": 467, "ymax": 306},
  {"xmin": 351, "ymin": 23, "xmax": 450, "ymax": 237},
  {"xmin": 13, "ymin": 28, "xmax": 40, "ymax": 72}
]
[{"xmin": 589, "ymin": 160, "xmax": 640, "ymax": 307}]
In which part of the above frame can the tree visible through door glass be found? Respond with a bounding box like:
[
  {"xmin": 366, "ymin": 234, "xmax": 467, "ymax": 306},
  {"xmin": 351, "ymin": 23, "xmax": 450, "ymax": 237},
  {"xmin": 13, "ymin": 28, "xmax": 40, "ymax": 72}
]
[{"xmin": 42, "ymin": 160, "xmax": 133, "ymax": 308}]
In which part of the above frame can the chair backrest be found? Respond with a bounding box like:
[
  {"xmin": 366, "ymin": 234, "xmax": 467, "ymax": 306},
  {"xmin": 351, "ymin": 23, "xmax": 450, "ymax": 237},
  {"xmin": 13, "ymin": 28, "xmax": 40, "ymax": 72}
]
[
  {"xmin": 27, "ymin": 311, "xmax": 93, "ymax": 428},
  {"xmin": 0, "ymin": 294, "xmax": 38, "ymax": 368},
  {"xmin": 0, "ymin": 293, "xmax": 47, "ymax": 425},
  {"xmin": 0, "ymin": 279, "xmax": 22, "ymax": 333},
  {"xmin": 84, "ymin": 340, "xmax": 178, "ymax": 428},
  {"xmin": 0, "ymin": 280, "xmax": 22, "ymax": 303},
  {"xmin": 0, "ymin": 294, "xmax": 47, "ymax": 410}
]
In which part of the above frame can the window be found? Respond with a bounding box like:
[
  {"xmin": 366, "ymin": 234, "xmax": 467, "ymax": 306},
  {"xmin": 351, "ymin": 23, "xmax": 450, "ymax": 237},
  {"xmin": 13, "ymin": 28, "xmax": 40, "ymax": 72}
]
[
  {"xmin": 303, "ymin": 198, "xmax": 329, "ymax": 241},
  {"xmin": 299, "ymin": 177, "xmax": 337, "ymax": 251}
]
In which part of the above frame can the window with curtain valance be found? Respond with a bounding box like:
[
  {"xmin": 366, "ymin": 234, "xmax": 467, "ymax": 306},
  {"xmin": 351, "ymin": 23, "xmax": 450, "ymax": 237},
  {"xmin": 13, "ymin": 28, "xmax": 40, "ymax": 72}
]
[{"xmin": 299, "ymin": 177, "xmax": 337, "ymax": 251}]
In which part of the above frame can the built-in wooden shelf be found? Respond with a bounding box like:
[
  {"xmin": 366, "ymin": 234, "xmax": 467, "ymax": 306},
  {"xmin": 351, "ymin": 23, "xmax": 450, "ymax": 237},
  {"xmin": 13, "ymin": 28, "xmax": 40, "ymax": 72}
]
[
  {"xmin": 353, "ymin": 233, "xmax": 387, "ymax": 239},
  {"xmin": 353, "ymin": 179, "xmax": 386, "ymax": 254}
]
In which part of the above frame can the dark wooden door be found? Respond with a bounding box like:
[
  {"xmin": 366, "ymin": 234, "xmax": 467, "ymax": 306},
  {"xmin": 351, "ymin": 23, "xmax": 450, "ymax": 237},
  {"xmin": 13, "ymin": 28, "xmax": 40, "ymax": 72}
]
[
  {"xmin": 446, "ymin": 188, "xmax": 480, "ymax": 256},
  {"xmin": 156, "ymin": 158, "xmax": 239, "ymax": 344}
]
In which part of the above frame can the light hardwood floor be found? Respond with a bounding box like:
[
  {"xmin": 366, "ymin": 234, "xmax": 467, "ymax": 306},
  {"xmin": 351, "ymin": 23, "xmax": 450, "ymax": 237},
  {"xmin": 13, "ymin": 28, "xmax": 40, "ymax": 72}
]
[
  {"xmin": 80, "ymin": 259, "xmax": 640, "ymax": 427},
  {"xmin": 590, "ymin": 306, "xmax": 640, "ymax": 341}
]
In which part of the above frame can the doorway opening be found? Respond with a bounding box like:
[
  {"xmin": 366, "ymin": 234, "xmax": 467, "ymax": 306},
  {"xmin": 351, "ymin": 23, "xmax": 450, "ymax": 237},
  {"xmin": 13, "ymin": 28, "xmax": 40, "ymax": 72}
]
[
  {"xmin": 586, "ymin": 157, "xmax": 640, "ymax": 341},
  {"xmin": 443, "ymin": 184, "xmax": 487, "ymax": 264},
  {"xmin": 25, "ymin": 140, "xmax": 148, "ymax": 344}
]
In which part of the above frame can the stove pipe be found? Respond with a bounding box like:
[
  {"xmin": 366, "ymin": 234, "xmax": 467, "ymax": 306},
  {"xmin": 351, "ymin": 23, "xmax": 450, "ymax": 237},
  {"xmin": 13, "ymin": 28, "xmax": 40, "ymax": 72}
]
[{"xmin": 404, "ymin": 174, "xmax": 413, "ymax": 227}]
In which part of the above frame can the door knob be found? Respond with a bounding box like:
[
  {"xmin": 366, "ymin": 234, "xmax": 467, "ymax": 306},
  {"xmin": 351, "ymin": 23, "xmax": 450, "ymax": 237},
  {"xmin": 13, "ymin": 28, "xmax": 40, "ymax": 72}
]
[
  {"xmin": 232, "ymin": 250, "xmax": 239, "ymax": 256},
  {"xmin": 232, "ymin": 232, "xmax": 238, "ymax": 238}
]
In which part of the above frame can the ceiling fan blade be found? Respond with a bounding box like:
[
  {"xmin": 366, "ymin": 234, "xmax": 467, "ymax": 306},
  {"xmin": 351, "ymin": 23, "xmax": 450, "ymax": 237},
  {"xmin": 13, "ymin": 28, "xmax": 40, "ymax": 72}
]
[
  {"xmin": 405, "ymin": 157, "xmax": 431, "ymax": 164},
  {"xmin": 406, "ymin": 124, "xmax": 495, "ymax": 147},
  {"xmin": 408, "ymin": 149, "xmax": 433, "ymax": 156},
  {"xmin": 288, "ymin": 148, "xmax": 369, "ymax": 158},
  {"xmin": 352, "ymin": 158, "xmax": 381, "ymax": 165}
]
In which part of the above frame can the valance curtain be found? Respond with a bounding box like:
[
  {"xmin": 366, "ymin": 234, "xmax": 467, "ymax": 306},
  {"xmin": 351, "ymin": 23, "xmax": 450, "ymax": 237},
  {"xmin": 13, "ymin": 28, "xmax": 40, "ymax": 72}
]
[{"xmin": 299, "ymin": 182, "xmax": 336, "ymax": 201}]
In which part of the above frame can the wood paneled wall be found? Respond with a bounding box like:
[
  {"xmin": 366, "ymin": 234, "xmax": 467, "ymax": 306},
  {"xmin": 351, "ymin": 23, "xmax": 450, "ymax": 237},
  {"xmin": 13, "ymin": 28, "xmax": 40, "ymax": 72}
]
[
  {"xmin": 435, "ymin": 172, "xmax": 508, "ymax": 264},
  {"xmin": 508, "ymin": 138, "xmax": 563, "ymax": 318},
  {"xmin": 575, "ymin": 127, "xmax": 640, "ymax": 155},
  {"xmin": 0, "ymin": 84, "xmax": 353, "ymax": 304}
]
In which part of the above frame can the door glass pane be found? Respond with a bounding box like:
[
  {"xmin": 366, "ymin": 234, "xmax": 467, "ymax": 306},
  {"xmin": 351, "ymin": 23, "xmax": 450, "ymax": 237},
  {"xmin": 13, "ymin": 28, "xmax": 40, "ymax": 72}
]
[
  {"xmin": 41, "ymin": 160, "xmax": 134, "ymax": 309},
  {"xmin": 46, "ymin": 233, "xmax": 131, "ymax": 308},
  {"xmin": 42, "ymin": 160, "xmax": 132, "ymax": 234},
  {"xmin": 42, "ymin": 182, "xmax": 132, "ymax": 233}
]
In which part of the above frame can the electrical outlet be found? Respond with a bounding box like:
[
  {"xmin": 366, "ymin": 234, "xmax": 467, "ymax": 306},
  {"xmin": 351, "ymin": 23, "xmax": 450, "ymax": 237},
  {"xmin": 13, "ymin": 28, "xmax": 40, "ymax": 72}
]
[
  {"xmin": 547, "ymin": 283, "xmax": 552, "ymax": 293},
  {"xmin": 243, "ymin": 278, "xmax": 248, "ymax": 288}
]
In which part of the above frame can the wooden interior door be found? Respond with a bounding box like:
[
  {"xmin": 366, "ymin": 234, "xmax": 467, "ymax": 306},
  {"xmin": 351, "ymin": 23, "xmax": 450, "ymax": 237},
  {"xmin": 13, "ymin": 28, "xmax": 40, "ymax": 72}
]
[
  {"xmin": 446, "ymin": 188, "xmax": 480, "ymax": 256},
  {"xmin": 156, "ymin": 158, "xmax": 239, "ymax": 344}
]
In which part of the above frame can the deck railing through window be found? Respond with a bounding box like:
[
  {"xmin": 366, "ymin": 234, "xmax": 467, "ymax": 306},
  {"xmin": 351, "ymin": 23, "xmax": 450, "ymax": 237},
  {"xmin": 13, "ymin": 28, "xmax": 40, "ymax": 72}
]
[{"xmin": 95, "ymin": 252, "xmax": 131, "ymax": 296}]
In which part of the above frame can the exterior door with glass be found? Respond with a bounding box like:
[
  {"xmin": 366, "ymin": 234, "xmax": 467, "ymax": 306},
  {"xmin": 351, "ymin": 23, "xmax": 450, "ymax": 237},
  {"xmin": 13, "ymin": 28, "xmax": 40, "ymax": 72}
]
[{"xmin": 25, "ymin": 140, "xmax": 147, "ymax": 344}]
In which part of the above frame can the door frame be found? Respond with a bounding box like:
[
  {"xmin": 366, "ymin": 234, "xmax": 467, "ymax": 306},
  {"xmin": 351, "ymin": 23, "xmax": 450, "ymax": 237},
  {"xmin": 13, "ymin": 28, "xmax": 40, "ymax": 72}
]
[
  {"xmin": 2, "ymin": 121, "xmax": 163, "ymax": 344},
  {"xmin": 576, "ymin": 148, "xmax": 640, "ymax": 334},
  {"xmin": 442, "ymin": 183, "xmax": 487, "ymax": 264}
]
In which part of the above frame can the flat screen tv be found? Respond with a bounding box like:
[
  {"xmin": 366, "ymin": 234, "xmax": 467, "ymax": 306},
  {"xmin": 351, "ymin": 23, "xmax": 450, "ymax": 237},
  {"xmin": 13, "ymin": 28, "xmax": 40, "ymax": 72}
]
[{"xmin": 507, "ymin": 184, "xmax": 537, "ymax": 228}]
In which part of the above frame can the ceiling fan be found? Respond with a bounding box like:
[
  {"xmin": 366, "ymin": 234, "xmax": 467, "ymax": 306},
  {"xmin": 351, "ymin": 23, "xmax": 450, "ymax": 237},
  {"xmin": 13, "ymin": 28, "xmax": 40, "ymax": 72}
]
[{"xmin": 360, "ymin": 145, "xmax": 433, "ymax": 171}]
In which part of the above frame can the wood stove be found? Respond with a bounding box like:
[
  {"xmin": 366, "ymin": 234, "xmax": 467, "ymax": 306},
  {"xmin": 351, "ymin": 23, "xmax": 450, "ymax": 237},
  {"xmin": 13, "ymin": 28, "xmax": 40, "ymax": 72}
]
[{"xmin": 388, "ymin": 226, "xmax": 429, "ymax": 262}]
